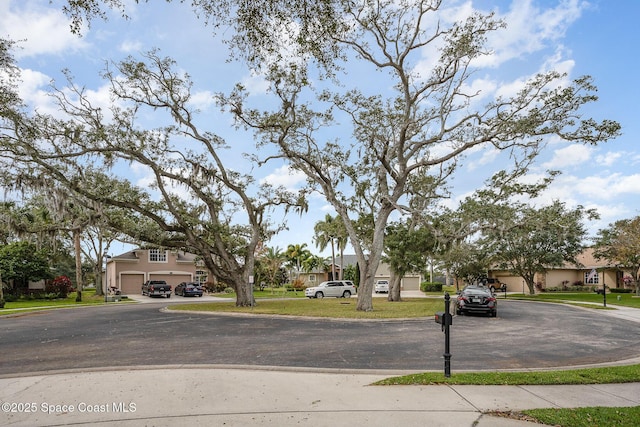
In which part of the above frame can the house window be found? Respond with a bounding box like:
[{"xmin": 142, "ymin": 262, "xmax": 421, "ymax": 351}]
[
  {"xmin": 309, "ymin": 274, "xmax": 316, "ymax": 283},
  {"xmin": 149, "ymin": 249, "xmax": 167, "ymax": 263},
  {"xmin": 196, "ymin": 270, "xmax": 208, "ymax": 284},
  {"xmin": 584, "ymin": 271, "xmax": 599, "ymax": 285}
]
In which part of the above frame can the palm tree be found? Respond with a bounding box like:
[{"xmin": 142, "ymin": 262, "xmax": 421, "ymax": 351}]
[
  {"xmin": 314, "ymin": 214, "xmax": 337, "ymax": 280},
  {"xmin": 285, "ymin": 243, "xmax": 311, "ymax": 282},
  {"xmin": 262, "ymin": 246, "xmax": 285, "ymax": 287}
]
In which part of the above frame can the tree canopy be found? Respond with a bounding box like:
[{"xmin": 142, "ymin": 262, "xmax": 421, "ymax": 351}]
[
  {"xmin": 222, "ymin": 0, "xmax": 618, "ymax": 310},
  {"xmin": 2, "ymin": 2, "xmax": 622, "ymax": 311},
  {"xmin": 593, "ymin": 216, "xmax": 640, "ymax": 295},
  {"xmin": 483, "ymin": 201, "xmax": 598, "ymax": 294}
]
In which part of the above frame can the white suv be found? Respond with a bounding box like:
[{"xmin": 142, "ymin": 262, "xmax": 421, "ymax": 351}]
[
  {"xmin": 374, "ymin": 280, "xmax": 389, "ymax": 293},
  {"xmin": 305, "ymin": 280, "xmax": 357, "ymax": 299}
]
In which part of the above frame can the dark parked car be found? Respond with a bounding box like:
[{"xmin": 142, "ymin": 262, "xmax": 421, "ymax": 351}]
[
  {"xmin": 455, "ymin": 286, "xmax": 497, "ymax": 317},
  {"xmin": 142, "ymin": 280, "xmax": 171, "ymax": 298},
  {"xmin": 174, "ymin": 282, "xmax": 204, "ymax": 297}
]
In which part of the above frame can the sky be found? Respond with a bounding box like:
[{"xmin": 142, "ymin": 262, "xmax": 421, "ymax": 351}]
[{"xmin": 1, "ymin": 0, "xmax": 639, "ymax": 258}]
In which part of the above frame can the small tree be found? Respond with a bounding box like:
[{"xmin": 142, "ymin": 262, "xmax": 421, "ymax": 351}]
[
  {"xmin": 383, "ymin": 222, "xmax": 435, "ymax": 301},
  {"xmin": 593, "ymin": 216, "xmax": 640, "ymax": 296},
  {"xmin": 0, "ymin": 241, "xmax": 53, "ymax": 295},
  {"xmin": 484, "ymin": 201, "xmax": 597, "ymax": 295},
  {"xmin": 46, "ymin": 275, "xmax": 74, "ymax": 299}
]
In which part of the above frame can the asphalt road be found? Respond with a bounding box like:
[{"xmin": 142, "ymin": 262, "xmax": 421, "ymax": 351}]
[{"xmin": 1, "ymin": 298, "xmax": 639, "ymax": 376}]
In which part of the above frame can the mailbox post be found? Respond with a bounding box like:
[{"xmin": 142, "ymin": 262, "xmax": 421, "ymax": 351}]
[{"xmin": 435, "ymin": 292, "xmax": 453, "ymax": 377}]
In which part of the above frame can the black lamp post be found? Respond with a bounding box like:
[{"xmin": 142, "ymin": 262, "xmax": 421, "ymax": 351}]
[{"xmin": 104, "ymin": 255, "xmax": 111, "ymax": 303}]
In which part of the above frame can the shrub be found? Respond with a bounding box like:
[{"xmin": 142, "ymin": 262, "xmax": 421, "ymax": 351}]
[
  {"xmin": 203, "ymin": 281, "xmax": 228, "ymax": 293},
  {"xmin": 45, "ymin": 276, "xmax": 74, "ymax": 298},
  {"xmin": 546, "ymin": 285, "xmax": 590, "ymax": 292},
  {"xmin": 611, "ymin": 288, "xmax": 633, "ymax": 293},
  {"xmin": 421, "ymin": 282, "xmax": 443, "ymax": 292},
  {"xmin": 291, "ymin": 278, "xmax": 306, "ymax": 290},
  {"xmin": 223, "ymin": 287, "xmax": 234, "ymax": 294}
]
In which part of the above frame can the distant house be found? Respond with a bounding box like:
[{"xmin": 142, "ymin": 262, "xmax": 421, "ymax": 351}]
[
  {"xmin": 104, "ymin": 248, "xmax": 210, "ymax": 295},
  {"xmin": 296, "ymin": 255, "xmax": 422, "ymax": 290},
  {"xmin": 489, "ymin": 248, "xmax": 636, "ymax": 293}
]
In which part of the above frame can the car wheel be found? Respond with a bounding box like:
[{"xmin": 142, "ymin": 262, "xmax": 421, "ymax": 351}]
[
  {"xmin": 315, "ymin": 292, "xmax": 324, "ymax": 299},
  {"xmin": 167, "ymin": 294, "xmax": 171, "ymax": 298},
  {"xmin": 491, "ymin": 311, "xmax": 497, "ymax": 317},
  {"xmin": 342, "ymin": 291, "xmax": 351, "ymax": 298}
]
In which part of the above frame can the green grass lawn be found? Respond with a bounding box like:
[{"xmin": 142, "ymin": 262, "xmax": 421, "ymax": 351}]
[
  {"xmin": 519, "ymin": 406, "xmax": 640, "ymax": 427},
  {"xmin": 375, "ymin": 364, "xmax": 640, "ymax": 386},
  {"xmin": 0, "ymin": 289, "xmax": 128, "ymax": 315},
  {"xmin": 213, "ymin": 288, "xmax": 308, "ymax": 299},
  {"xmin": 509, "ymin": 291, "xmax": 640, "ymax": 308},
  {"xmin": 170, "ymin": 297, "xmax": 443, "ymax": 319}
]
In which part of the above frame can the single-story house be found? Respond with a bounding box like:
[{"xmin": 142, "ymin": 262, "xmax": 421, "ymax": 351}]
[
  {"xmin": 489, "ymin": 247, "xmax": 637, "ymax": 293},
  {"xmin": 296, "ymin": 254, "xmax": 422, "ymax": 291},
  {"xmin": 104, "ymin": 248, "xmax": 210, "ymax": 295}
]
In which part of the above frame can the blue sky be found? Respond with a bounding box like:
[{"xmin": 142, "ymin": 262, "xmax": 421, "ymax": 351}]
[{"xmin": 2, "ymin": 0, "xmax": 639, "ymax": 257}]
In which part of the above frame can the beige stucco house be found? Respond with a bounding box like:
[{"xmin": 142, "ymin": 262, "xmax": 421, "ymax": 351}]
[
  {"xmin": 104, "ymin": 248, "xmax": 210, "ymax": 295},
  {"xmin": 489, "ymin": 247, "xmax": 636, "ymax": 293}
]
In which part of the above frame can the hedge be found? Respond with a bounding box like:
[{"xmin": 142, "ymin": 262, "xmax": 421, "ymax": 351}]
[{"xmin": 421, "ymin": 282, "xmax": 443, "ymax": 292}]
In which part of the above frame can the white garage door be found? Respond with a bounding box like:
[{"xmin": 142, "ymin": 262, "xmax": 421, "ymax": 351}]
[{"xmin": 402, "ymin": 277, "xmax": 420, "ymax": 291}]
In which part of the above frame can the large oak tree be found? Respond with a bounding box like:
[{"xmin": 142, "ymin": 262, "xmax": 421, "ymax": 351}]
[
  {"xmin": 20, "ymin": 2, "xmax": 624, "ymax": 310},
  {"xmin": 223, "ymin": 1, "xmax": 619, "ymax": 310}
]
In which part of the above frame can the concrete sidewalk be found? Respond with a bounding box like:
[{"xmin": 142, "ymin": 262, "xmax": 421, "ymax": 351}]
[{"xmin": 1, "ymin": 366, "xmax": 639, "ymax": 426}]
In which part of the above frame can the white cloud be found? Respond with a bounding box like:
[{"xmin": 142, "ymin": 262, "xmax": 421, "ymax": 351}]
[
  {"xmin": 119, "ymin": 40, "xmax": 143, "ymax": 53},
  {"xmin": 542, "ymin": 144, "xmax": 592, "ymax": 169},
  {"xmin": 260, "ymin": 164, "xmax": 307, "ymax": 189},
  {"xmin": 189, "ymin": 90, "xmax": 215, "ymax": 111},
  {"xmin": 16, "ymin": 68, "xmax": 52, "ymax": 109},
  {"xmin": 480, "ymin": 0, "xmax": 586, "ymax": 68},
  {"xmin": 241, "ymin": 72, "xmax": 271, "ymax": 96},
  {"xmin": 1, "ymin": 1, "xmax": 89, "ymax": 58},
  {"xmin": 536, "ymin": 172, "xmax": 640, "ymax": 211},
  {"xmin": 596, "ymin": 151, "xmax": 623, "ymax": 167},
  {"xmin": 467, "ymin": 148, "xmax": 499, "ymax": 171},
  {"xmin": 610, "ymin": 173, "xmax": 640, "ymax": 196}
]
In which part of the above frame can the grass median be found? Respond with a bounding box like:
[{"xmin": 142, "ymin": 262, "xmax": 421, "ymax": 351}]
[
  {"xmin": 169, "ymin": 297, "xmax": 443, "ymax": 319},
  {"xmin": 375, "ymin": 364, "xmax": 640, "ymax": 385},
  {"xmin": 0, "ymin": 289, "xmax": 124, "ymax": 315},
  {"xmin": 507, "ymin": 291, "xmax": 640, "ymax": 308}
]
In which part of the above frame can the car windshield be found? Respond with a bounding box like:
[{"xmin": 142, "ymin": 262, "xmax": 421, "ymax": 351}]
[{"xmin": 462, "ymin": 288, "xmax": 490, "ymax": 296}]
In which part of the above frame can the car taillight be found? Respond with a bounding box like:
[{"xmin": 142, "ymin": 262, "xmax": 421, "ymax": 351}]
[
  {"xmin": 150, "ymin": 285, "xmax": 154, "ymax": 291},
  {"xmin": 487, "ymin": 297, "xmax": 496, "ymax": 302}
]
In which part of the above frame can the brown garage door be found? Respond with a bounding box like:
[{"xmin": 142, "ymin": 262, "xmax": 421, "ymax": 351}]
[{"xmin": 121, "ymin": 274, "xmax": 145, "ymax": 295}]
